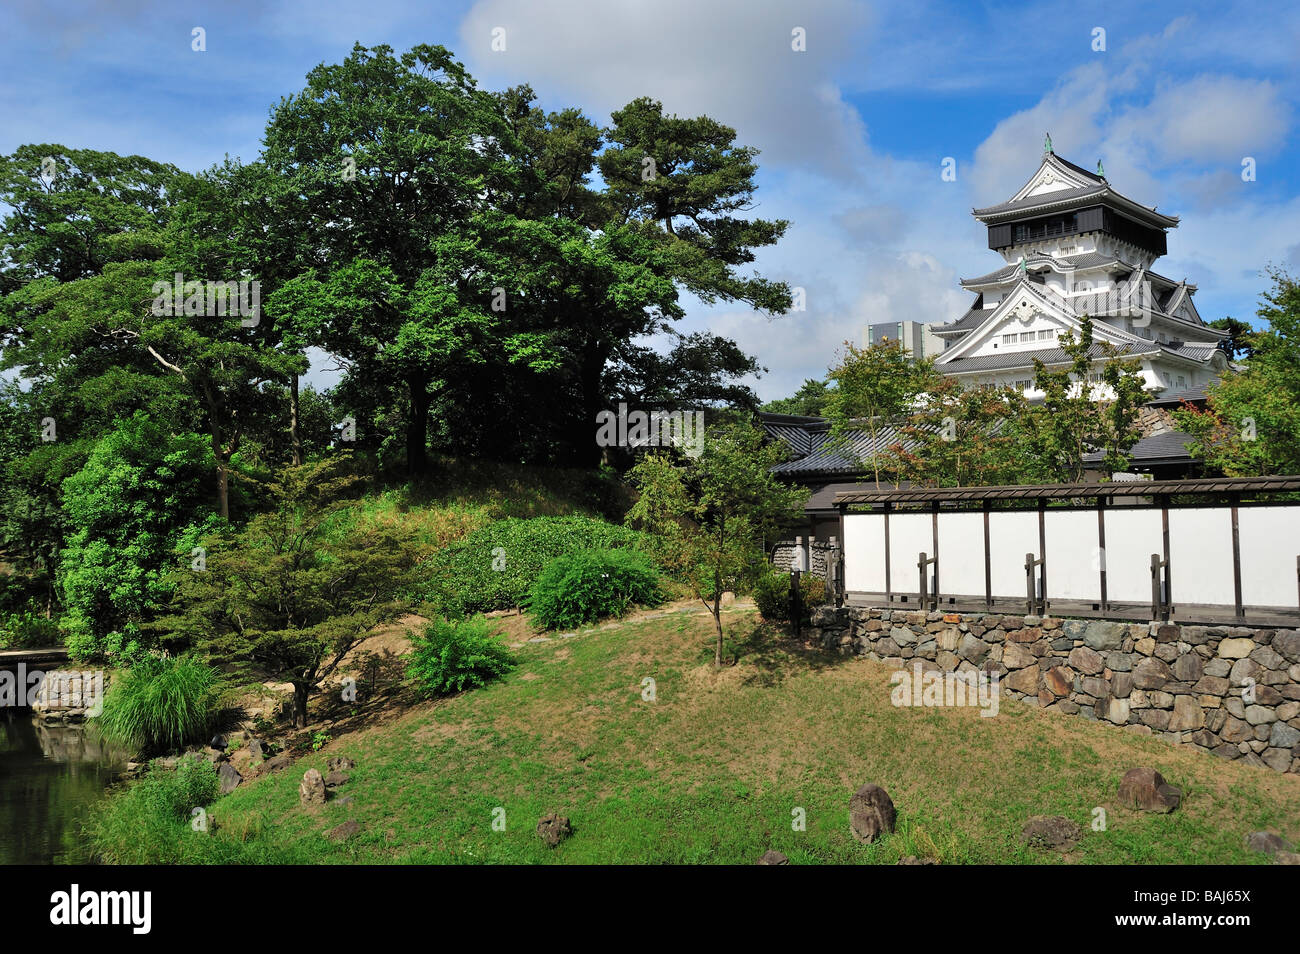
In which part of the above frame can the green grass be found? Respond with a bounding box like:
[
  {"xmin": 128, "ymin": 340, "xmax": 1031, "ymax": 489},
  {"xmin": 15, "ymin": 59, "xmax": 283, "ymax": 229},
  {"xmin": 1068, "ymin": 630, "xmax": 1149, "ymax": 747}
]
[{"xmin": 95, "ymin": 607, "xmax": 1300, "ymax": 864}]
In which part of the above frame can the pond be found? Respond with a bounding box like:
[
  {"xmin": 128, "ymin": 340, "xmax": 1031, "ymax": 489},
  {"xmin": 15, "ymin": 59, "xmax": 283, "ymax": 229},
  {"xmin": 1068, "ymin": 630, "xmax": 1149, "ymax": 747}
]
[{"xmin": 0, "ymin": 711, "xmax": 127, "ymax": 864}]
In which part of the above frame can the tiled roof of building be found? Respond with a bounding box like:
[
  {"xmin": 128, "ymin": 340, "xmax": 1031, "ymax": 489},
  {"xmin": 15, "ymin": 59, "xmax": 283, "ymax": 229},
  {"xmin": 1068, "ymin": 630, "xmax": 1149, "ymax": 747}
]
[{"xmin": 1082, "ymin": 430, "xmax": 1198, "ymax": 465}]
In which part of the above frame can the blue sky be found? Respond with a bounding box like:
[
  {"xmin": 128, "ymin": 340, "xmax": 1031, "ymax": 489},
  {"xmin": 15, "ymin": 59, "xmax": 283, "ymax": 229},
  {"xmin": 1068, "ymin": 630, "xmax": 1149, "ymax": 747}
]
[{"xmin": 2, "ymin": 0, "xmax": 1297, "ymax": 400}]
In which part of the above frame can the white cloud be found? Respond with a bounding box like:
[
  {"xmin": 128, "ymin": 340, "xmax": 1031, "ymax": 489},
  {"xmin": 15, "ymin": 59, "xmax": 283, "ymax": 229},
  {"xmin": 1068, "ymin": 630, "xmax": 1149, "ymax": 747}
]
[{"xmin": 457, "ymin": 0, "xmax": 873, "ymax": 179}]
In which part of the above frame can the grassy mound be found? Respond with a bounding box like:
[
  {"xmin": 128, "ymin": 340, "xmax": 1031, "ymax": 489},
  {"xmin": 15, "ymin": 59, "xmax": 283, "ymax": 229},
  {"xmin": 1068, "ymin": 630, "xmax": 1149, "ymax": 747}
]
[{"xmin": 88, "ymin": 606, "xmax": 1300, "ymax": 865}]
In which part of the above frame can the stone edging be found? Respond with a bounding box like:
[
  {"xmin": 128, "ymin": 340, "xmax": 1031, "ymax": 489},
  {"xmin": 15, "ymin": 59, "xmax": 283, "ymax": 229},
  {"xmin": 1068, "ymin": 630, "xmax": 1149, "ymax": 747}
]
[{"xmin": 810, "ymin": 606, "xmax": 1300, "ymax": 775}]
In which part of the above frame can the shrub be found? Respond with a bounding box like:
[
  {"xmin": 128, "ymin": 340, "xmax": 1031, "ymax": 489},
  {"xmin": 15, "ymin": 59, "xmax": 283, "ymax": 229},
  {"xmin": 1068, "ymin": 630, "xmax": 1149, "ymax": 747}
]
[
  {"xmin": 97, "ymin": 654, "xmax": 222, "ymax": 755},
  {"xmin": 86, "ymin": 754, "xmax": 221, "ymax": 864},
  {"xmin": 416, "ymin": 515, "xmax": 657, "ymax": 617},
  {"xmin": 0, "ymin": 606, "xmax": 61, "ymax": 649},
  {"xmin": 528, "ymin": 548, "xmax": 662, "ymax": 629},
  {"xmin": 753, "ymin": 570, "xmax": 826, "ymax": 623},
  {"xmin": 58, "ymin": 414, "xmax": 214, "ymax": 662},
  {"xmin": 407, "ymin": 616, "xmax": 518, "ymax": 697}
]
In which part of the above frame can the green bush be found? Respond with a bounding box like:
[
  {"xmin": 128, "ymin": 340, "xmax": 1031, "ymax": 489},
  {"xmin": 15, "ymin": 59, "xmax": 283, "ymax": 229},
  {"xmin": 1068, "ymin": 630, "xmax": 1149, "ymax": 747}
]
[
  {"xmin": 416, "ymin": 515, "xmax": 657, "ymax": 617},
  {"xmin": 86, "ymin": 754, "xmax": 221, "ymax": 864},
  {"xmin": 407, "ymin": 616, "xmax": 518, "ymax": 697},
  {"xmin": 528, "ymin": 548, "xmax": 662, "ymax": 629},
  {"xmin": 753, "ymin": 570, "xmax": 826, "ymax": 623},
  {"xmin": 0, "ymin": 606, "xmax": 61, "ymax": 649},
  {"xmin": 58, "ymin": 414, "xmax": 214, "ymax": 662},
  {"xmin": 97, "ymin": 654, "xmax": 222, "ymax": 755}
]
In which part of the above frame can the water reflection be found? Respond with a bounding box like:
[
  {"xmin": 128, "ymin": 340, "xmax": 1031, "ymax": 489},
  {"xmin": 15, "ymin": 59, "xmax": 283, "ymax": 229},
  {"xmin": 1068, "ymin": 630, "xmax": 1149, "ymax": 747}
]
[{"xmin": 0, "ymin": 711, "xmax": 128, "ymax": 864}]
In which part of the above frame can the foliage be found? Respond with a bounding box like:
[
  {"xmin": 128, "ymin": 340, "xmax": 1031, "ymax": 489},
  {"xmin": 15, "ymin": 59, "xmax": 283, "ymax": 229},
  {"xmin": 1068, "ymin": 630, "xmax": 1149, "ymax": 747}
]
[
  {"xmin": 1176, "ymin": 271, "xmax": 1300, "ymax": 475},
  {"xmin": 625, "ymin": 421, "xmax": 809, "ymax": 664},
  {"xmin": 528, "ymin": 547, "xmax": 662, "ymax": 629},
  {"xmin": 894, "ymin": 378, "xmax": 1029, "ymax": 487},
  {"xmin": 824, "ymin": 341, "xmax": 936, "ymax": 485},
  {"xmin": 0, "ymin": 605, "xmax": 61, "ymax": 649},
  {"xmin": 416, "ymin": 515, "xmax": 655, "ymax": 617},
  {"xmin": 1018, "ymin": 315, "xmax": 1148, "ymax": 482},
  {"xmin": 158, "ymin": 457, "xmax": 417, "ymax": 726},
  {"xmin": 752, "ymin": 570, "xmax": 826, "ymax": 623},
  {"xmin": 406, "ymin": 616, "xmax": 518, "ymax": 696},
  {"xmin": 85, "ymin": 754, "xmax": 222, "ymax": 864},
  {"xmin": 97, "ymin": 654, "xmax": 222, "ymax": 755},
  {"xmin": 57, "ymin": 414, "xmax": 215, "ymax": 662},
  {"xmin": 762, "ymin": 378, "xmax": 832, "ymax": 417},
  {"xmin": 1208, "ymin": 316, "xmax": 1258, "ymax": 360}
]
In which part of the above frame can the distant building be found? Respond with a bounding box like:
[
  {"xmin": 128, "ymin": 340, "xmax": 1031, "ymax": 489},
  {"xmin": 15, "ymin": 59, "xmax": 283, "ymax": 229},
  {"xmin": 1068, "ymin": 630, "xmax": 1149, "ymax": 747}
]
[
  {"xmin": 862, "ymin": 319, "xmax": 944, "ymax": 361},
  {"xmin": 931, "ymin": 143, "xmax": 1231, "ymax": 398}
]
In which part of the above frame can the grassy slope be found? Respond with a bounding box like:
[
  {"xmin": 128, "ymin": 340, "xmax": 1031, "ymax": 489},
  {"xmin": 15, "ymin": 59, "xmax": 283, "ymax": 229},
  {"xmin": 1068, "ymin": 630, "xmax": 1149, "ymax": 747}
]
[{"xmin": 179, "ymin": 606, "xmax": 1298, "ymax": 865}]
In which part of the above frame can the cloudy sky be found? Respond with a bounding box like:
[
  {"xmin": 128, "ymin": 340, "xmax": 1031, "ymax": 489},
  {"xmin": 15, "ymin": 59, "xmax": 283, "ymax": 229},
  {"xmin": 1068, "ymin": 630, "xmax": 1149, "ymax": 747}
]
[{"xmin": 2, "ymin": 0, "xmax": 1297, "ymax": 400}]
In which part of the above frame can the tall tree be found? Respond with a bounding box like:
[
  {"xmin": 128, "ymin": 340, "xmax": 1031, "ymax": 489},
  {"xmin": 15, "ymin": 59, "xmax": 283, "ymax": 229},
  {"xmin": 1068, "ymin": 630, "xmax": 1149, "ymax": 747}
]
[
  {"xmin": 894, "ymin": 378, "xmax": 1028, "ymax": 487},
  {"xmin": 261, "ymin": 44, "xmax": 522, "ymax": 476},
  {"xmin": 1018, "ymin": 315, "xmax": 1148, "ymax": 482},
  {"xmin": 1176, "ymin": 269, "xmax": 1300, "ymax": 475},
  {"xmin": 625, "ymin": 422, "xmax": 808, "ymax": 666},
  {"xmin": 823, "ymin": 340, "xmax": 935, "ymax": 486}
]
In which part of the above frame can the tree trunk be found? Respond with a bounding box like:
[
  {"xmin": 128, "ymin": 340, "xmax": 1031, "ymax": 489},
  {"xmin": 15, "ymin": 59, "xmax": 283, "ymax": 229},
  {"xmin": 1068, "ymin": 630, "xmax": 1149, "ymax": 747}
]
[
  {"xmin": 292, "ymin": 681, "xmax": 309, "ymax": 728},
  {"xmin": 289, "ymin": 373, "xmax": 302, "ymax": 467},
  {"xmin": 712, "ymin": 603, "xmax": 725, "ymax": 667},
  {"xmin": 575, "ymin": 342, "xmax": 609, "ymax": 469},
  {"xmin": 407, "ymin": 372, "xmax": 431, "ymax": 477},
  {"xmin": 216, "ymin": 459, "xmax": 229, "ymax": 520}
]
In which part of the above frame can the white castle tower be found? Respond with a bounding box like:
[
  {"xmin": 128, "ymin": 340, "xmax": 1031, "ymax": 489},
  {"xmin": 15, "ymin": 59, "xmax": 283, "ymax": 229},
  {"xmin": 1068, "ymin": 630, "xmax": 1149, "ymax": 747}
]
[{"xmin": 932, "ymin": 137, "xmax": 1230, "ymax": 397}]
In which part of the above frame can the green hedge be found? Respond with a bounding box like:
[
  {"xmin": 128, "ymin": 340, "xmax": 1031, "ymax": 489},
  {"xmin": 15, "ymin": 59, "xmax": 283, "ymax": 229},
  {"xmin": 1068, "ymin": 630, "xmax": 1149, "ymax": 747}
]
[
  {"xmin": 415, "ymin": 515, "xmax": 656, "ymax": 618},
  {"xmin": 528, "ymin": 548, "xmax": 663, "ymax": 629}
]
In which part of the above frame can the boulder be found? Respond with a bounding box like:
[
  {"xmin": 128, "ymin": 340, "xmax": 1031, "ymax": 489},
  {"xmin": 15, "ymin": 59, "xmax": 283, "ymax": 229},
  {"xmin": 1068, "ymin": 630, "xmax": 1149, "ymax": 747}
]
[
  {"xmin": 1217, "ymin": 637, "xmax": 1255, "ymax": 659},
  {"xmin": 217, "ymin": 762, "xmax": 243, "ymax": 795},
  {"xmin": 1271, "ymin": 630, "xmax": 1300, "ymax": 663},
  {"xmin": 1068, "ymin": 646, "xmax": 1105, "ymax": 675},
  {"xmin": 327, "ymin": 756, "xmax": 356, "ymax": 773},
  {"xmin": 246, "ymin": 738, "xmax": 264, "ymax": 761},
  {"xmin": 1132, "ymin": 657, "xmax": 1172, "ymax": 690},
  {"xmin": 1005, "ymin": 666, "xmax": 1040, "ymax": 694},
  {"xmin": 897, "ymin": 855, "xmax": 937, "ymax": 865},
  {"xmin": 1021, "ymin": 815, "xmax": 1082, "ymax": 850},
  {"xmin": 849, "ymin": 783, "xmax": 897, "ymax": 844},
  {"xmin": 1083, "ymin": 620, "xmax": 1127, "ymax": 651},
  {"xmin": 536, "ymin": 813, "xmax": 573, "ymax": 847},
  {"xmin": 1044, "ymin": 666, "xmax": 1073, "ymax": 697},
  {"xmin": 324, "ymin": 770, "xmax": 350, "ymax": 788},
  {"xmin": 756, "ymin": 850, "xmax": 790, "ymax": 865},
  {"xmin": 299, "ymin": 768, "xmax": 327, "ymax": 805},
  {"xmin": 1168, "ymin": 695, "xmax": 1205, "ymax": 732},
  {"xmin": 263, "ymin": 752, "xmax": 293, "ymax": 773},
  {"xmin": 328, "ymin": 819, "xmax": 361, "ymax": 842},
  {"xmin": 1117, "ymin": 767, "xmax": 1181, "ymax": 814},
  {"xmin": 1172, "ymin": 654, "xmax": 1204, "ymax": 682},
  {"xmin": 1245, "ymin": 831, "xmax": 1293, "ymax": 856}
]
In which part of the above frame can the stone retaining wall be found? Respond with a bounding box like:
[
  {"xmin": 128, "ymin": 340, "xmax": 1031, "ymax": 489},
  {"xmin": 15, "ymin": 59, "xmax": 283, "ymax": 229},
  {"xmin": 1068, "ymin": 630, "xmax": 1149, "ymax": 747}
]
[{"xmin": 809, "ymin": 605, "xmax": 1300, "ymax": 775}]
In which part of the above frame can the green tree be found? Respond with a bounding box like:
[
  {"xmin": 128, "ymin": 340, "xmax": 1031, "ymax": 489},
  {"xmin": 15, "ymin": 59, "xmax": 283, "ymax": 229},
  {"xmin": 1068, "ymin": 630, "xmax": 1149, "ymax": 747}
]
[
  {"xmin": 824, "ymin": 340, "xmax": 936, "ymax": 486},
  {"xmin": 261, "ymin": 44, "xmax": 522, "ymax": 476},
  {"xmin": 159, "ymin": 459, "xmax": 416, "ymax": 727},
  {"xmin": 59, "ymin": 414, "xmax": 214, "ymax": 661},
  {"xmin": 1019, "ymin": 315, "xmax": 1148, "ymax": 482},
  {"xmin": 762, "ymin": 378, "xmax": 832, "ymax": 417},
  {"xmin": 1176, "ymin": 269, "xmax": 1300, "ymax": 475},
  {"xmin": 1208, "ymin": 316, "xmax": 1257, "ymax": 361},
  {"xmin": 625, "ymin": 422, "xmax": 808, "ymax": 666},
  {"xmin": 894, "ymin": 378, "xmax": 1028, "ymax": 487}
]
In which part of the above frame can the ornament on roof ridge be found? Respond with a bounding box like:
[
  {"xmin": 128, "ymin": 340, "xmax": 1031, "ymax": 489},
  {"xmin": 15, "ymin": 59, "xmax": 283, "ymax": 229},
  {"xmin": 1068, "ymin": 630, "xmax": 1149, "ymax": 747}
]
[
  {"xmin": 1044, "ymin": 132, "xmax": 1053, "ymax": 154},
  {"xmin": 1097, "ymin": 158, "xmax": 1105, "ymax": 178}
]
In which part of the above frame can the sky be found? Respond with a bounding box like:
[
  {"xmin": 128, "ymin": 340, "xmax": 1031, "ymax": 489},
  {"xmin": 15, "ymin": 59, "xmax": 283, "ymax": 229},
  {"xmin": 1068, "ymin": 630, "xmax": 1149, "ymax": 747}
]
[{"xmin": 2, "ymin": 0, "xmax": 1297, "ymax": 401}]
